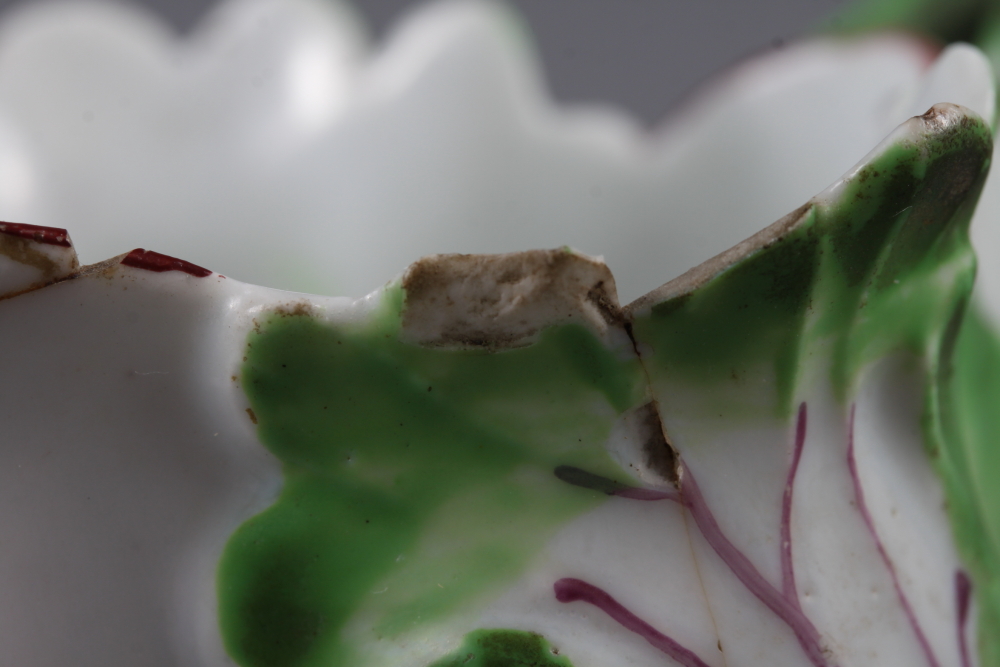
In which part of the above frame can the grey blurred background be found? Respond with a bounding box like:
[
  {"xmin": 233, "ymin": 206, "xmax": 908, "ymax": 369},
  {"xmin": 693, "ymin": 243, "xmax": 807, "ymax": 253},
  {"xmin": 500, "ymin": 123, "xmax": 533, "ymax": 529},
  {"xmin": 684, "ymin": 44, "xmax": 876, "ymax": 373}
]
[{"xmin": 0, "ymin": 0, "xmax": 849, "ymax": 125}]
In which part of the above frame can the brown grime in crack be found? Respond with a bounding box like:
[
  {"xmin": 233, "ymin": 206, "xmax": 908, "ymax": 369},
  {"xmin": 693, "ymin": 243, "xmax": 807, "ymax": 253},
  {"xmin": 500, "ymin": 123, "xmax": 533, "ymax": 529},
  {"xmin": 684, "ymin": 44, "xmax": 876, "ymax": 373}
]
[
  {"xmin": 633, "ymin": 401, "xmax": 680, "ymax": 486},
  {"xmin": 586, "ymin": 279, "xmax": 626, "ymax": 326}
]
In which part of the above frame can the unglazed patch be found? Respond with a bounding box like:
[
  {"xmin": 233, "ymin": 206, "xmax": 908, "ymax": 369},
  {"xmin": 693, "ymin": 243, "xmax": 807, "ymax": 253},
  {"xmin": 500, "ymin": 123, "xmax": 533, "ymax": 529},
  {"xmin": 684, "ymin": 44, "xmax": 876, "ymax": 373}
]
[{"xmin": 401, "ymin": 249, "xmax": 622, "ymax": 349}]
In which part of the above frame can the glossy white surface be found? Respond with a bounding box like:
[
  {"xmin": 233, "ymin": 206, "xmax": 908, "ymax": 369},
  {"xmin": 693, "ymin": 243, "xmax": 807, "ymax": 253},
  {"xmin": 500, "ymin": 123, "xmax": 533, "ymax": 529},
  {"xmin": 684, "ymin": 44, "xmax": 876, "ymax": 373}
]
[
  {"xmin": 0, "ymin": 0, "xmax": 990, "ymax": 302},
  {"xmin": 0, "ymin": 1, "xmax": 994, "ymax": 666},
  {"xmin": 0, "ymin": 264, "xmax": 282, "ymax": 665}
]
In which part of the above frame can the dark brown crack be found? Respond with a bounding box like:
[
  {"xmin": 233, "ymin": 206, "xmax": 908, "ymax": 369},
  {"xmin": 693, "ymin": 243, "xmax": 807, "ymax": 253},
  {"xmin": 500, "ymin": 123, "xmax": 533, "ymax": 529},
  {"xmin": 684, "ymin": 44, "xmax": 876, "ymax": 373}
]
[
  {"xmin": 632, "ymin": 401, "xmax": 680, "ymax": 486},
  {"xmin": 586, "ymin": 279, "xmax": 626, "ymax": 326}
]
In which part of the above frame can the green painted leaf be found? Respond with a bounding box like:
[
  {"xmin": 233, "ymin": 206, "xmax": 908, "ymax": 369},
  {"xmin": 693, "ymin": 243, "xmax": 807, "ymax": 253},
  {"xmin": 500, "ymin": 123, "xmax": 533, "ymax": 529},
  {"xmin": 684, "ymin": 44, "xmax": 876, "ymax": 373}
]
[{"xmin": 218, "ymin": 293, "xmax": 646, "ymax": 667}]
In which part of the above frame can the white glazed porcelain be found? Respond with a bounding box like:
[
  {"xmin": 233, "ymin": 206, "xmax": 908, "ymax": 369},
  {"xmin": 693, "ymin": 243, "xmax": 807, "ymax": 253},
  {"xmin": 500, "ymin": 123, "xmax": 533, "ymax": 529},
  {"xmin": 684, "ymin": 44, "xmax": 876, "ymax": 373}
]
[
  {"xmin": 0, "ymin": 0, "xmax": 990, "ymax": 301},
  {"xmin": 0, "ymin": 2, "xmax": 996, "ymax": 667}
]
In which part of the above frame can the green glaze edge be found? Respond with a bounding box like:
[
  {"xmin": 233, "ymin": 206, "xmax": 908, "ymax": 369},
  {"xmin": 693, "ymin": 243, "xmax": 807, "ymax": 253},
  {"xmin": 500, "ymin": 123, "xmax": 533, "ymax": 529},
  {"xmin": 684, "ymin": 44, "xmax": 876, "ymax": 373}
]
[
  {"xmin": 630, "ymin": 108, "xmax": 990, "ymax": 417},
  {"xmin": 219, "ymin": 109, "xmax": 995, "ymax": 666},
  {"xmin": 826, "ymin": 0, "xmax": 1000, "ymax": 658},
  {"xmin": 427, "ymin": 629, "xmax": 575, "ymax": 667},
  {"xmin": 940, "ymin": 302, "xmax": 1000, "ymax": 665},
  {"xmin": 825, "ymin": 0, "xmax": 981, "ymax": 46}
]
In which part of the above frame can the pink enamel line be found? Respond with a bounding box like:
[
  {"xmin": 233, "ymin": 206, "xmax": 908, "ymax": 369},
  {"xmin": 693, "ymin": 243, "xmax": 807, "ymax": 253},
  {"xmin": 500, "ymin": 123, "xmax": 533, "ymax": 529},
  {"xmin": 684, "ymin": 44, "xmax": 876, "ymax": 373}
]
[
  {"xmin": 680, "ymin": 459, "xmax": 832, "ymax": 667},
  {"xmin": 846, "ymin": 404, "xmax": 941, "ymax": 667},
  {"xmin": 781, "ymin": 403, "xmax": 807, "ymax": 610},
  {"xmin": 554, "ymin": 578, "xmax": 714, "ymax": 667},
  {"xmin": 551, "ymin": 410, "xmax": 833, "ymax": 666}
]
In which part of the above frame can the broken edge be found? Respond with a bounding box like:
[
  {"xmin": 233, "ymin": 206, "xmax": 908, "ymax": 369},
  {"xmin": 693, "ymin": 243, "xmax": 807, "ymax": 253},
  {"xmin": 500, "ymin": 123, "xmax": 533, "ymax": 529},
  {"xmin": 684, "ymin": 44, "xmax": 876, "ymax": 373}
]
[
  {"xmin": 0, "ymin": 221, "xmax": 79, "ymax": 300},
  {"xmin": 400, "ymin": 247, "xmax": 624, "ymax": 349}
]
